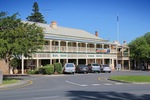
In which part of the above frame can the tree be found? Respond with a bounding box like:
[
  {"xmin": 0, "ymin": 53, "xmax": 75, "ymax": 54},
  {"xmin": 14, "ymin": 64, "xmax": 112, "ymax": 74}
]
[
  {"xmin": 144, "ymin": 32, "xmax": 150, "ymax": 45},
  {"xmin": 10, "ymin": 58, "xmax": 20, "ymax": 74},
  {"xmin": 0, "ymin": 12, "xmax": 44, "ymax": 74},
  {"xmin": 129, "ymin": 35, "xmax": 150, "ymax": 70},
  {"xmin": 144, "ymin": 32, "xmax": 150, "ymax": 68},
  {"xmin": 26, "ymin": 2, "xmax": 46, "ymax": 23}
]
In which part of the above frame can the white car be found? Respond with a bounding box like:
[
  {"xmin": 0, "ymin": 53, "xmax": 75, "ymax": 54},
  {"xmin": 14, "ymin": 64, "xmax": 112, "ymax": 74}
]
[
  {"xmin": 63, "ymin": 63, "xmax": 75, "ymax": 74},
  {"xmin": 88, "ymin": 63, "xmax": 101, "ymax": 73},
  {"xmin": 100, "ymin": 64, "xmax": 111, "ymax": 73}
]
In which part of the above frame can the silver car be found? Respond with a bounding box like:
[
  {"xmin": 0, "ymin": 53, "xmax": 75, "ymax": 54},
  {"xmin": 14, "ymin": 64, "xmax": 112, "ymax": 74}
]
[
  {"xmin": 88, "ymin": 63, "xmax": 101, "ymax": 73},
  {"xmin": 100, "ymin": 64, "xmax": 111, "ymax": 73},
  {"xmin": 63, "ymin": 63, "xmax": 75, "ymax": 74}
]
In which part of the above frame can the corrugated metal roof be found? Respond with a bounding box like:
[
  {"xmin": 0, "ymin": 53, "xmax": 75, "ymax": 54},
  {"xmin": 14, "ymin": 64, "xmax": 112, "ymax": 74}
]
[
  {"xmin": 45, "ymin": 36, "xmax": 115, "ymax": 45},
  {"xmin": 22, "ymin": 21, "xmax": 116, "ymax": 45}
]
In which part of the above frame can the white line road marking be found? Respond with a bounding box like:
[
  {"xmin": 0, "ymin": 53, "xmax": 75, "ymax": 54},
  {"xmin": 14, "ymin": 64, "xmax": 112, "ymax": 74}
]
[
  {"xmin": 92, "ymin": 84, "xmax": 101, "ymax": 86},
  {"xmin": 33, "ymin": 96, "xmax": 59, "ymax": 99},
  {"xmin": 115, "ymin": 83, "xmax": 124, "ymax": 85},
  {"xmin": 104, "ymin": 83, "xmax": 112, "ymax": 85},
  {"xmin": 81, "ymin": 84, "xmax": 88, "ymax": 86},
  {"xmin": 66, "ymin": 80, "xmax": 124, "ymax": 87},
  {"xmin": 66, "ymin": 80, "xmax": 88, "ymax": 87}
]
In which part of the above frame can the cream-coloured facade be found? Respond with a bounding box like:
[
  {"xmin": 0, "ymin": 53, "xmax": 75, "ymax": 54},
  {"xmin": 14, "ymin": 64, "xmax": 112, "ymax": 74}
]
[
  {"xmin": 117, "ymin": 42, "xmax": 130, "ymax": 70},
  {"xmin": 0, "ymin": 21, "xmax": 130, "ymax": 74}
]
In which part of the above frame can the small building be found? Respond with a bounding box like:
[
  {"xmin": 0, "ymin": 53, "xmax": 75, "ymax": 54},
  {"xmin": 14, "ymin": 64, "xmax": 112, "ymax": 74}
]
[{"xmin": 115, "ymin": 41, "xmax": 130, "ymax": 70}]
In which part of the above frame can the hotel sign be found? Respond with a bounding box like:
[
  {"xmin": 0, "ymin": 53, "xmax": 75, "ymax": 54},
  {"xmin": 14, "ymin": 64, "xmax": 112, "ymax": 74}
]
[
  {"xmin": 31, "ymin": 53, "xmax": 116, "ymax": 59},
  {"xmin": 88, "ymin": 54, "xmax": 95, "ymax": 57},
  {"xmin": 96, "ymin": 48, "xmax": 110, "ymax": 53},
  {"xmin": 52, "ymin": 54, "xmax": 67, "ymax": 58}
]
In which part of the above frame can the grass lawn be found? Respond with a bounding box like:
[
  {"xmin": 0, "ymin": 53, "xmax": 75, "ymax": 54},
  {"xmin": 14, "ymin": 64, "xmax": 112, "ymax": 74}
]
[
  {"xmin": 110, "ymin": 76, "xmax": 150, "ymax": 82},
  {"xmin": 1, "ymin": 78, "xmax": 19, "ymax": 85}
]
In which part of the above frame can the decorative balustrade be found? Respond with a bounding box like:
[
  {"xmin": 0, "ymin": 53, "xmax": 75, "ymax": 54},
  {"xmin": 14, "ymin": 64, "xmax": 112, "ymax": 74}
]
[
  {"xmin": 110, "ymin": 49, "xmax": 117, "ymax": 53},
  {"xmin": 68, "ymin": 47, "xmax": 77, "ymax": 52},
  {"xmin": 123, "ymin": 52, "xmax": 129, "ymax": 56},
  {"xmin": 52, "ymin": 46, "xmax": 59, "ymax": 52},
  {"xmin": 78, "ymin": 47, "xmax": 86, "ymax": 52},
  {"xmin": 42, "ymin": 45, "xmax": 117, "ymax": 53},
  {"xmin": 87, "ymin": 48, "xmax": 95, "ymax": 53},
  {"xmin": 43, "ymin": 45, "xmax": 50, "ymax": 51}
]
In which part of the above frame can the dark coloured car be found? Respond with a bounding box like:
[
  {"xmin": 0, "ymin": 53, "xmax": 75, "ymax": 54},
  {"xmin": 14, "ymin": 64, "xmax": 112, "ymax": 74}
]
[{"xmin": 76, "ymin": 64, "xmax": 89, "ymax": 73}]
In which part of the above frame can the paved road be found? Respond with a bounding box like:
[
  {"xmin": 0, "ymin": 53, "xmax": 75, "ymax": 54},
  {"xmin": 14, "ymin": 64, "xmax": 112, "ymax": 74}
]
[{"xmin": 0, "ymin": 71, "xmax": 150, "ymax": 100}]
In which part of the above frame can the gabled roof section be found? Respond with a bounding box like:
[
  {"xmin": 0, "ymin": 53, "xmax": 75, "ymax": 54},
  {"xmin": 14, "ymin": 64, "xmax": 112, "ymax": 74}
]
[{"xmin": 22, "ymin": 21, "xmax": 116, "ymax": 45}]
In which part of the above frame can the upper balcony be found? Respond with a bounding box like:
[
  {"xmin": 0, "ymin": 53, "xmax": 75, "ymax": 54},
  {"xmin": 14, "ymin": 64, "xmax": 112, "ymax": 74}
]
[{"xmin": 42, "ymin": 45, "xmax": 117, "ymax": 54}]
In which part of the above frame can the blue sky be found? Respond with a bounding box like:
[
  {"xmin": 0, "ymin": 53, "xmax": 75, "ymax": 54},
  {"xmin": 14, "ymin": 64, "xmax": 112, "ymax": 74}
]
[{"xmin": 0, "ymin": 0, "xmax": 150, "ymax": 44}]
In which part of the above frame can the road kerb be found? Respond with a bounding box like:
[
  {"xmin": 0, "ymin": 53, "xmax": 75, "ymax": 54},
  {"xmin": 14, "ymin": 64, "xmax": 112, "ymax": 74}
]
[
  {"xmin": 108, "ymin": 78, "xmax": 150, "ymax": 84},
  {"xmin": 0, "ymin": 80, "xmax": 33, "ymax": 90}
]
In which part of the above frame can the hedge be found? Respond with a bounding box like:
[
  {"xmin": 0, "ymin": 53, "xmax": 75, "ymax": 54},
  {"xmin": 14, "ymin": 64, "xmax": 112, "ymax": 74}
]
[
  {"xmin": 43, "ymin": 64, "xmax": 54, "ymax": 75},
  {"xmin": 54, "ymin": 63, "xmax": 62, "ymax": 74},
  {"xmin": 27, "ymin": 64, "xmax": 55, "ymax": 75},
  {"xmin": 27, "ymin": 70, "xmax": 39, "ymax": 74}
]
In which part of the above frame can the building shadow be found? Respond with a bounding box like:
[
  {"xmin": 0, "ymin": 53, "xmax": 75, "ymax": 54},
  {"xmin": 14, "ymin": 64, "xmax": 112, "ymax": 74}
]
[{"xmin": 66, "ymin": 90, "xmax": 150, "ymax": 100}]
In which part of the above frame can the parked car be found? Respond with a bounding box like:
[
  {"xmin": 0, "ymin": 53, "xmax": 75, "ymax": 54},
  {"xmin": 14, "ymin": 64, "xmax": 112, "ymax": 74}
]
[
  {"xmin": 62, "ymin": 63, "xmax": 75, "ymax": 74},
  {"xmin": 76, "ymin": 64, "xmax": 89, "ymax": 73},
  {"xmin": 100, "ymin": 64, "xmax": 111, "ymax": 73},
  {"xmin": 87, "ymin": 63, "xmax": 101, "ymax": 73}
]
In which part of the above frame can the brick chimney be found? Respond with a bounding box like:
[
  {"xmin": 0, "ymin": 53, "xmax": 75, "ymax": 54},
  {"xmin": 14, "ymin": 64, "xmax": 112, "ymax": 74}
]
[
  {"xmin": 95, "ymin": 31, "xmax": 98, "ymax": 37},
  {"xmin": 50, "ymin": 21, "xmax": 57, "ymax": 29}
]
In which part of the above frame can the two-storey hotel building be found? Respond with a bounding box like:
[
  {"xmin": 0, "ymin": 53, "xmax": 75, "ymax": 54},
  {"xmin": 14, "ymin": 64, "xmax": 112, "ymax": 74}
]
[{"xmin": 0, "ymin": 21, "xmax": 130, "ymax": 74}]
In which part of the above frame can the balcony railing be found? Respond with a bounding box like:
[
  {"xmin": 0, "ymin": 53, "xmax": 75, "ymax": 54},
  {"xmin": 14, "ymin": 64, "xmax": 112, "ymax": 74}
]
[
  {"xmin": 117, "ymin": 52, "xmax": 129, "ymax": 57},
  {"xmin": 123, "ymin": 52, "xmax": 129, "ymax": 56},
  {"xmin": 42, "ymin": 45, "xmax": 117, "ymax": 54}
]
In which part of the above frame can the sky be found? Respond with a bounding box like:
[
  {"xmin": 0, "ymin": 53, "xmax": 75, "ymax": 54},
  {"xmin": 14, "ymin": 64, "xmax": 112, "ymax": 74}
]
[{"xmin": 0, "ymin": 0, "xmax": 150, "ymax": 44}]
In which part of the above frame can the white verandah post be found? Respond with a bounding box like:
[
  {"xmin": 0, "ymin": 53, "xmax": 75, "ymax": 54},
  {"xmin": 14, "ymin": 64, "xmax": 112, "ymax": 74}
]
[{"xmin": 21, "ymin": 54, "xmax": 24, "ymax": 74}]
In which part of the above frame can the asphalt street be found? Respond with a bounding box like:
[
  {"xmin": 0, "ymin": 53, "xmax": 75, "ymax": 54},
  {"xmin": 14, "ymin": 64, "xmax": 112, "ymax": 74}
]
[{"xmin": 0, "ymin": 71, "xmax": 150, "ymax": 100}]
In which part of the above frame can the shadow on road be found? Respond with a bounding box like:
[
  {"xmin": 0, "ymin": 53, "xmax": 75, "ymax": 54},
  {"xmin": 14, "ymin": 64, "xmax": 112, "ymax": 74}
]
[{"xmin": 66, "ymin": 91, "xmax": 150, "ymax": 100}]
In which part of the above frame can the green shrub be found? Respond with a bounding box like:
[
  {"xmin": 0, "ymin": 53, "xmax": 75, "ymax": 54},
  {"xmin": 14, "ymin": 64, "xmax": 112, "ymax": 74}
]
[
  {"xmin": 43, "ymin": 64, "xmax": 54, "ymax": 75},
  {"xmin": 54, "ymin": 63, "xmax": 62, "ymax": 74},
  {"xmin": 27, "ymin": 70, "xmax": 38, "ymax": 74},
  {"xmin": 38, "ymin": 67, "xmax": 46, "ymax": 74},
  {"xmin": 27, "ymin": 65, "xmax": 54, "ymax": 75}
]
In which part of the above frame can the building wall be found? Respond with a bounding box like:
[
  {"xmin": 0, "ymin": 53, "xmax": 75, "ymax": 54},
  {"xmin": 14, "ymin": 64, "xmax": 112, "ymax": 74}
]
[{"xmin": 0, "ymin": 60, "xmax": 9, "ymax": 74}]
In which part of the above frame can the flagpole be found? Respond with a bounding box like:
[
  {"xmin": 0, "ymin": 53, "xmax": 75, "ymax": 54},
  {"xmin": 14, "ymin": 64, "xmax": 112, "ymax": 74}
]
[
  {"xmin": 117, "ymin": 14, "xmax": 119, "ymax": 43},
  {"xmin": 116, "ymin": 14, "xmax": 119, "ymax": 71}
]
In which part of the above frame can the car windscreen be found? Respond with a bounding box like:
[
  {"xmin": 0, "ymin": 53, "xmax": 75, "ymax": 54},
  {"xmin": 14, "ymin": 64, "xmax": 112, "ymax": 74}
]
[
  {"xmin": 79, "ymin": 65, "xmax": 87, "ymax": 68},
  {"xmin": 92, "ymin": 64, "xmax": 99, "ymax": 66},
  {"xmin": 66, "ymin": 64, "xmax": 74, "ymax": 67},
  {"xmin": 103, "ymin": 65, "xmax": 109, "ymax": 67}
]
